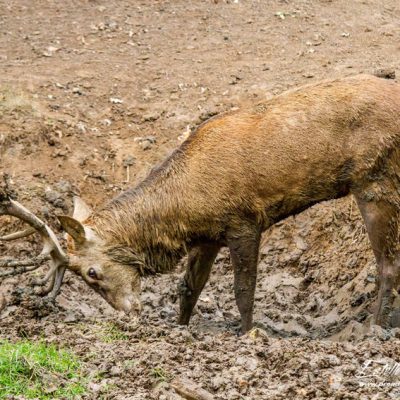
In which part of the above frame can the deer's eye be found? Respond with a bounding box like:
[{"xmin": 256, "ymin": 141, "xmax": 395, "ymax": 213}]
[{"xmin": 88, "ymin": 268, "xmax": 98, "ymax": 279}]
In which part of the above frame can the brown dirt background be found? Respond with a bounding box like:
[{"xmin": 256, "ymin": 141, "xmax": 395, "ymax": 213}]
[{"xmin": 1, "ymin": 0, "xmax": 400, "ymax": 399}]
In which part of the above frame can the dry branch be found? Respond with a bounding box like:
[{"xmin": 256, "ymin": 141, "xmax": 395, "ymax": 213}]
[
  {"xmin": 171, "ymin": 378, "xmax": 214, "ymax": 400},
  {"xmin": 0, "ymin": 254, "xmax": 50, "ymax": 268},
  {"xmin": 0, "ymin": 264, "xmax": 42, "ymax": 278},
  {"xmin": 0, "ymin": 227, "xmax": 36, "ymax": 241}
]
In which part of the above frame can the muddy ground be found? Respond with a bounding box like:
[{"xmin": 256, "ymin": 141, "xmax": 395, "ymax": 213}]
[{"xmin": 1, "ymin": 0, "xmax": 400, "ymax": 399}]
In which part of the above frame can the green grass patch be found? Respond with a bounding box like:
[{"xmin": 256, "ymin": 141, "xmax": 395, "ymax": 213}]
[
  {"xmin": 93, "ymin": 322, "xmax": 129, "ymax": 343},
  {"xmin": 0, "ymin": 340, "xmax": 87, "ymax": 399}
]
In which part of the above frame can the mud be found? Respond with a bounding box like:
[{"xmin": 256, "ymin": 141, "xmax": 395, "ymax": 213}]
[{"xmin": 1, "ymin": 0, "xmax": 400, "ymax": 399}]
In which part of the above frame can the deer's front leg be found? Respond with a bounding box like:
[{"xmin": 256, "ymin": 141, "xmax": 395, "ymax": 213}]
[
  {"xmin": 227, "ymin": 224, "xmax": 261, "ymax": 334},
  {"xmin": 178, "ymin": 242, "xmax": 221, "ymax": 326}
]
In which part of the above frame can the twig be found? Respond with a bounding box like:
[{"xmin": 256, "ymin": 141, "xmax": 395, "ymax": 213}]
[
  {"xmin": 0, "ymin": 227, "xmax": 36, "ymax": 241},
  {"xmin": 0, "ymin": 264, "xmax": 42, "ymax": 278},
  {"xmin": 171, "ymin": 378, "xmax": 214, "ymax": 400},
  {"xmin": 0, "ymin": 254, "xmax": 50, "ymax": 268}
]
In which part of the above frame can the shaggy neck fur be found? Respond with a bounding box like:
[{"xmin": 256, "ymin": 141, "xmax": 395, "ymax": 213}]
[{"xmin": 88, "ymin": 153, "xmax": 191, "ymax": 275}]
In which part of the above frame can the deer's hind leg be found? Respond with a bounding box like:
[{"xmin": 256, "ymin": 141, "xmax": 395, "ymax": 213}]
[
  {"xmin": 354, "ymin": 183, "xmax": 400, "ymax": 328},
  {"xmin": 227, "ymin": 223, "xmax": 262, "ymax": 333}
]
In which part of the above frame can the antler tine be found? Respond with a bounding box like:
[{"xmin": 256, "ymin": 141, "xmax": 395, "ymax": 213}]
[
  {"xmin": 0, "ymin": 197, "xmax": 69, "ymax": 298},
  {"xmin": 1, "ymin": 199, "xmax": 53, "ymax": 238}
]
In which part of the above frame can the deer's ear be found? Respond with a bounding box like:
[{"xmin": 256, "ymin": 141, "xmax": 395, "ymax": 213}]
[
  {"xmin": 58, "ymin": 215, "xmax": 86, "ymax": 245},
  {"xmin": 72, "ymin": 196, "xmax": 92, "ymax": 222}
]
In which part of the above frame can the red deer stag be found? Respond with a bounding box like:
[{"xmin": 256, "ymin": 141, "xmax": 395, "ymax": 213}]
[{"xmin": 1, "ymin": 74, "xmax": 400, "ymax": 333}]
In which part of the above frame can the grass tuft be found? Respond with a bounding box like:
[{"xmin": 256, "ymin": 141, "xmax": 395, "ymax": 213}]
[
  {"xmin": 94, "ymin": 322, "xmax": 129, "ymax": 343},
  {"xmin": 0, "ymin": 340, "xmax": 87, "ymax": 399},
  {"xmin": 150, "ymin": 366, "xmax": 171, "ymax": 383},
  {"xmin": 0, "ymin": 88, "xmax": 38, "ymax": 116}
]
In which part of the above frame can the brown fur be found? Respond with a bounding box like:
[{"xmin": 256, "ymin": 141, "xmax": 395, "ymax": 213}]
[{"xmin": 60, "ymin": 74, "xmax": 400, "ymax": 332}]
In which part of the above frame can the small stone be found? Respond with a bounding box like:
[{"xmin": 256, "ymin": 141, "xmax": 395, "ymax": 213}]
[
  {"xmin": 140, "ymin": 140, "xmax": 152, "ymax": 150},
  {"xmin": 134, "ymin": 136, "xmax": 157, "ymax": 150},
  {"xmin": 109, "ymin": 366, "xmax": 122, "ymax": 377},
  {"xmin": 110, "ymin": 97, "xmax": 123, "ymax": 104},
  {"xmin": 72, "ymin": 87, "xmax": 83, "ymax": 95},
  {"xmin": 42, "ymin": 46, "xmax": 58, "ymax": 57},
  {"xmin": 89, "ymin": 382, "xmax": 101, "ymax": 393},
  {"xmin": 142, "ymin": 112, "xmax": 160, "ymax": 122},
  {"xmin": 326, "ymin": 354, "xmax": 341, "ymax": 366},
  {"xmin": 160, "ymin": 306, "xmax": 176, "ymax": 319},
  {"xmin": 366, "ymin": 274, "xmax": 376, "ymax": 283},
  {"xmin": 64, "ymin": 312, "xmax": 78, "ymax": 323},
  {"xmin": 76, "ymin": 121, "xmax": 86, "ymax": 133},
  {"xmin": 44, "ymin": 189, "xmax": 65, "ymax": 209},
  {"xmin": 77, "ymin": 303, "xmax": 94, "ymax": 318},
  {"xmin": 123, "ymin": 156, "xmax": 135, "ymax": 167},
  {"xmin": 235, "ymin": 356, "xmax": 258, "ymax": 371},
  {"xmin": 108, "ymin": 21, "xmax": 118, "ymax": 31},
  {"xmin": 55, "ymin": 180, "xmax": 72, "ymax": 193},
  {"xmin": 374, "ymin": 68, "xmax": 395, "ymax": 79},
  {"xmin": 211, "ymin": 376, "xmax": 225, "ymax": 390},
  {"xmin": 229, "ymin": 75, "xmax": 242, "ymax": 85}
]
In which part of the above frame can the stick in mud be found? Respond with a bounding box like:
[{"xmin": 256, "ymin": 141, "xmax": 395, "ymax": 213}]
[{"xmin": 171, "ymin": 378, "xmax": 214, "ymax": 400}]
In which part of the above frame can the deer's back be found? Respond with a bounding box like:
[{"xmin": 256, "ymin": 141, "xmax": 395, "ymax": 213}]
[{"xmin": 179, "ymin": 74, "xmax": 400, "ymax": 227}]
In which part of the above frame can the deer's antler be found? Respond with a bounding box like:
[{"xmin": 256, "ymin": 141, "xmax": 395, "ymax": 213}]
[{"xmin": 0, "ymin": 191, "xmax": 69, "ymax": 298}]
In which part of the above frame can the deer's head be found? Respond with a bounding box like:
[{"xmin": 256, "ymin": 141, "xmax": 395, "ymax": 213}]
[{"xmin": 58, "ymin": 197, "xmax": 142, "ymax": 315}]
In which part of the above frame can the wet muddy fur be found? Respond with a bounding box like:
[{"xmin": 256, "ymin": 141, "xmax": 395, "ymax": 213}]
[{"xmin": 65, "ymin": 75, "xmax": 400, "ymax": 333}]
